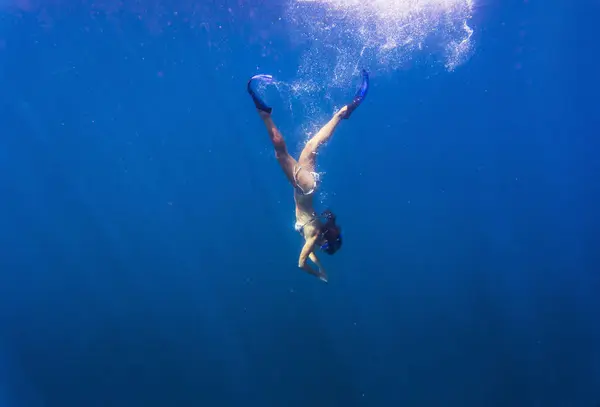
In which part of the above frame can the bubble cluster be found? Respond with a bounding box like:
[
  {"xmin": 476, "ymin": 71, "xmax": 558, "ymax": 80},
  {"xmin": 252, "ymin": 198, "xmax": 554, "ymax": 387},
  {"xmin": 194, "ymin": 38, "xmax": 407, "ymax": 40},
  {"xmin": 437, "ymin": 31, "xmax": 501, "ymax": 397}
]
[{"xmin": 286, "ymin": 0, "xmax": 475, "ymax": 89}]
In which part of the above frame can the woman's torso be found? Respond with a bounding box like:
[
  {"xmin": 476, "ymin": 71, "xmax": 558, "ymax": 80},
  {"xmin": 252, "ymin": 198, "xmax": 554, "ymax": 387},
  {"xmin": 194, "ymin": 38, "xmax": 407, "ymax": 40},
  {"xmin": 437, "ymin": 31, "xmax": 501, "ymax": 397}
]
[{"xmin": 294, "ymin": 192, "xmax": 321, "ymax": 238}]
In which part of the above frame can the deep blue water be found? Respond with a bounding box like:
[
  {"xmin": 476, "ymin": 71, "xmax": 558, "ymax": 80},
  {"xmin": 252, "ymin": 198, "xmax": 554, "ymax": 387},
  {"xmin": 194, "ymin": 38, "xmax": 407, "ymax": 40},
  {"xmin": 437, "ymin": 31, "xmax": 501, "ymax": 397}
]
[{"xmin": 0, "ymin": 1, "xmax": 598, "ymax": 406}]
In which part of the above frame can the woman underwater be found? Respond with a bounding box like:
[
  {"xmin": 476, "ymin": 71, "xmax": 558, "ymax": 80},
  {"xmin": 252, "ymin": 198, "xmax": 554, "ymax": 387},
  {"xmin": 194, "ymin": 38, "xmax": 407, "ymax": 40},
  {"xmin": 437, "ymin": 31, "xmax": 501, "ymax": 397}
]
[{"xmin": 247, "ymin": 70, "xmax": 369, "ymax": 282}]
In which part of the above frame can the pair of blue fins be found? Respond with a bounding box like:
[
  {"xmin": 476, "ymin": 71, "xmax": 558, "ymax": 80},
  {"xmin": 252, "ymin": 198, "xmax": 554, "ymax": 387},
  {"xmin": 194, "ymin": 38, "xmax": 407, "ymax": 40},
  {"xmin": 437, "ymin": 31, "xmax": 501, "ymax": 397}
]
[{"xmin": 247, "ymin": 69, "xmax": 370, "ymax": 119}]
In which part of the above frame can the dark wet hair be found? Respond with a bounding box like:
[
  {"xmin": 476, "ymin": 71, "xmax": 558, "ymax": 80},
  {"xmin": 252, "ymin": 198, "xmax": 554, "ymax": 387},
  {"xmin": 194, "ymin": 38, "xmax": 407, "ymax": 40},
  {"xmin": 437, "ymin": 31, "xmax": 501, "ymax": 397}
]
[{"xmin": 319, "ymin": 210, "xmax": 343, "ymax": 255}]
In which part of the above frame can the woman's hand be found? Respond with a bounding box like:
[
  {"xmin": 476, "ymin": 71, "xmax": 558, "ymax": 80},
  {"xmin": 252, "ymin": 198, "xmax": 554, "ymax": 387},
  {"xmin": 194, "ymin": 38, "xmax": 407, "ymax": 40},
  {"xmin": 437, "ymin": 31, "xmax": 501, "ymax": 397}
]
[
  {"xmin": 318, "ymin": 269, "xmax": 329, "ymax": 283},
  {"xmin": 309, "ymin": 252, "xmax": 327, "ymax": 283}
]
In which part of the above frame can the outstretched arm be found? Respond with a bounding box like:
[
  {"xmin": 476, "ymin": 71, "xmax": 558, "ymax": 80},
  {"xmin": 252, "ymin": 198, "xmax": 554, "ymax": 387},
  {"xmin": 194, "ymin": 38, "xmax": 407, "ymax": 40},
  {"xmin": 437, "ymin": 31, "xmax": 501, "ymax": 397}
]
[
  {"xmin": 309, "ymin": 252, "xmax": 327, "ymax": 279},
  {"xmin": 298, "ymin": 236, "xmax": 326, "ymax": 281}
]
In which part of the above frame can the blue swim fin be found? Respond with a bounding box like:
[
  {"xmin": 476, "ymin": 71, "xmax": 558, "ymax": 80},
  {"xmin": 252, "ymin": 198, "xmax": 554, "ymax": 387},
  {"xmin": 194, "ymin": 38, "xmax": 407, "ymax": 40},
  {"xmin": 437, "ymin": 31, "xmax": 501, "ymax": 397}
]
[
  {"xmin": 342, "ymin": 69, "xmax": 369, "ymax": 119},
  {"xmin": 247, "ymin": 74, "xmax": 274, "ymax": 114}
]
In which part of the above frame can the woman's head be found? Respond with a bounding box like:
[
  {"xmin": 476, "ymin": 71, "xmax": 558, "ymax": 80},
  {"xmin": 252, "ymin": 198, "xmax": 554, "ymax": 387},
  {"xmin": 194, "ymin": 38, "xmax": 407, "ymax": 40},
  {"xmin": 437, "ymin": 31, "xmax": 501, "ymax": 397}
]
[{"xmin": 319, "ymin": 210, "xmax": 343, "ymax": 255}]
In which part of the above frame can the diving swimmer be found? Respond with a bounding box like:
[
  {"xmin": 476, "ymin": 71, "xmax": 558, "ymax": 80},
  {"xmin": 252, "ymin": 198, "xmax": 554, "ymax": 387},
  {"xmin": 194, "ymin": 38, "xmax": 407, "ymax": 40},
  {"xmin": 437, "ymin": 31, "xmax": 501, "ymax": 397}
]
[{"xmin": 247, "ymin": 70, "xmax": 370, "ymax": 283}]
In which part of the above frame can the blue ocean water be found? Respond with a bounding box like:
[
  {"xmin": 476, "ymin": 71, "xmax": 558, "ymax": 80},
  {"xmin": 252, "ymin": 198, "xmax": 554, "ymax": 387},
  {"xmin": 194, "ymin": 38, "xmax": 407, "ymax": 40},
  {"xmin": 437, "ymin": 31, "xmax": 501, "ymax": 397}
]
[{"xmin": 0, "ymin": 0, "xmax": 597, "ymax": 406}]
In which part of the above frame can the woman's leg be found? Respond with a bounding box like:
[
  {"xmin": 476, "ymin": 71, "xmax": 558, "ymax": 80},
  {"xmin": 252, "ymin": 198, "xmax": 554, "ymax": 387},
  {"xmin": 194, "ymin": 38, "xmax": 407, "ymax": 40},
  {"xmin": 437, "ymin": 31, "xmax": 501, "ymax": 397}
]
[
  {"xmin": 298, "ymin": 106, "xmax": 348, "ymax": 171},
  {"xmin": 259, "ymin": 111, "xmax": 298, "ymax": 186},
  {"xmin": 298, "ymin": 69, "xmax": 369, "ymax": 171}
]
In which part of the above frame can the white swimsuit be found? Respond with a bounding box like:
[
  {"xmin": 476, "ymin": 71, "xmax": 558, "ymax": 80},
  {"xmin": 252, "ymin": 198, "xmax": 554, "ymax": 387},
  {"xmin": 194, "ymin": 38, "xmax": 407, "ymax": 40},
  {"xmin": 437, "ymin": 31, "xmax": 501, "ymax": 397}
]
[
  {"xmin": 293, "ymin": 165, "xmax": 321, "ymax": 233},
  {"xmin": 295, "ymin": 216, "xmax": 317, "ymax": 234},
  {"xmin": 293, "ymin": 165, "xmax": 320, "ymax": 196}
]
